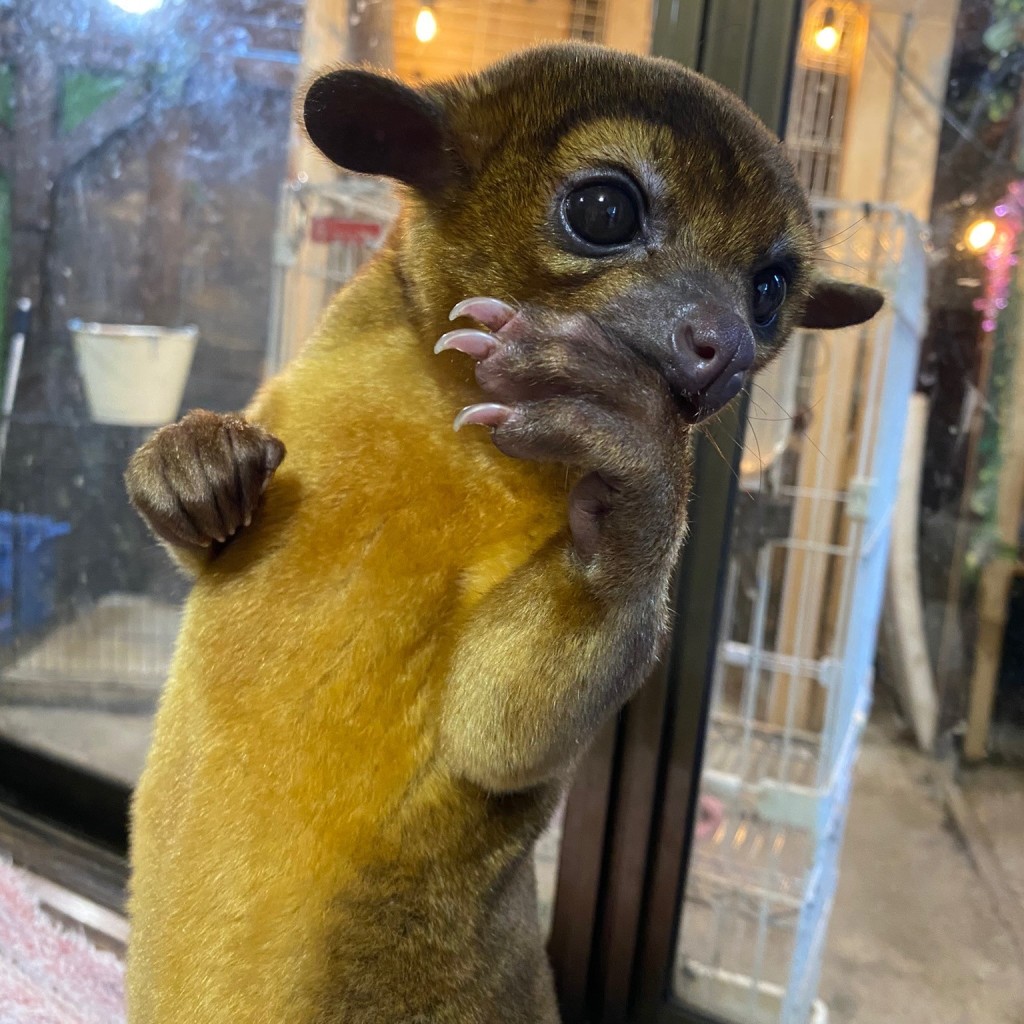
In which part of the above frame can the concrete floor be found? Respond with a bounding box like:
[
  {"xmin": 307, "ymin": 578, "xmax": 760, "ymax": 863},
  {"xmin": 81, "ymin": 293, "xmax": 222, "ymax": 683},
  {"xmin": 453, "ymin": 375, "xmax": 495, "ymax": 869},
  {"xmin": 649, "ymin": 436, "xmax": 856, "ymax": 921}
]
[
  {"xmin": 0, "ymin": 705, "xmax": 152, "ymax": 783},
  {"xmin": 819, "ymin": 717, "xmax": 1024, "ymax": 1024}
]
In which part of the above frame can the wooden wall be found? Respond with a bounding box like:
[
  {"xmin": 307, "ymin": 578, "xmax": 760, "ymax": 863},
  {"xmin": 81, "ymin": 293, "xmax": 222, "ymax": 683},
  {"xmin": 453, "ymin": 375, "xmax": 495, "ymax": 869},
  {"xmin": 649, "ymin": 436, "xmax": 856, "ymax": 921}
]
[
  {"xmin": 392, "ymin": 0, "xmax": 651, "ymax": 83},
  {"xmin": 394, "ymin": 0, "xmax": 574, "ymax": 82}
]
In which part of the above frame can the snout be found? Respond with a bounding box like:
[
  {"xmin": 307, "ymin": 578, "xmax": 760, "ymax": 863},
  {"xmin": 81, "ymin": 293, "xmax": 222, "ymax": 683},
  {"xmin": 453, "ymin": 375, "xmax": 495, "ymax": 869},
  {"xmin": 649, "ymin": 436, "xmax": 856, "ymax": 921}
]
[{"xmin": 665, "ymin": 307, "xmax": 755, "ymax": 422}]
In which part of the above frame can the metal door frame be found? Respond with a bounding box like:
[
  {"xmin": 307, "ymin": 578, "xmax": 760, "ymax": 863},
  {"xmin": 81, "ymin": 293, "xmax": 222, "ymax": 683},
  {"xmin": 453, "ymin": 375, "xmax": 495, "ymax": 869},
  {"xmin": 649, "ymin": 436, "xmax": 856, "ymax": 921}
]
[{"xmin": 547, "ymin": 4, "xmax": 804, "ymax": 1022}]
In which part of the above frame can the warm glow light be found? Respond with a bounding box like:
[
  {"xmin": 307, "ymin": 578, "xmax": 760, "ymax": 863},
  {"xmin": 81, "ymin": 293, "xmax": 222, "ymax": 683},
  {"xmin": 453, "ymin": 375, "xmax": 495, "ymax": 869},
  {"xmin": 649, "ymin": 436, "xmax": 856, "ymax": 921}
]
[
  {"xmin": 966, "ymin": 219, "xmax": 997, "ymax": 252},
  {"xmin": 814, "ymin": 24, "xmax": 840, "ymax": 51},
  {"xmin": 109, "ymin": 0, "xmax": 164, "ymax": 12},
  {"xmin": 415, "ymin": 6, "xmax": 437, "ymax": 43}
]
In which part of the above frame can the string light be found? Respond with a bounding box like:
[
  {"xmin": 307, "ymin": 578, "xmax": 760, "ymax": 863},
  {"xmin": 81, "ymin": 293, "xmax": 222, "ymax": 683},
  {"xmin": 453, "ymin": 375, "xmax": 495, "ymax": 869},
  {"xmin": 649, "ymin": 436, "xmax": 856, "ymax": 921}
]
[
  {"xmin": 965, "ymin": 219, "xmax": 997, "ymax": 253},
  {"xmin": 814, "ymin": 7, "xmax": 839, "ymax": 52},
  {"xmin": 109, "ymin": 0, "xmax": 164, "ymax": 12},
  {"xmin": 970, "ymin": 184, "xmax": 1022, "ymax": 334},
  {"xmin": 415, "ymin": 4, "xmax": 438, "ymax": 43}
]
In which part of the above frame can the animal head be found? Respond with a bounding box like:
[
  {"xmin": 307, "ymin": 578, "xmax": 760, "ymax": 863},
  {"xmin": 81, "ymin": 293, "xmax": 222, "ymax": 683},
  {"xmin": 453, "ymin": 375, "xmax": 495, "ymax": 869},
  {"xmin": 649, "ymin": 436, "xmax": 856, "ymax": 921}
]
[{"xmin": 302, "ymin": 43, "xmax": 883, "ymax": 423}]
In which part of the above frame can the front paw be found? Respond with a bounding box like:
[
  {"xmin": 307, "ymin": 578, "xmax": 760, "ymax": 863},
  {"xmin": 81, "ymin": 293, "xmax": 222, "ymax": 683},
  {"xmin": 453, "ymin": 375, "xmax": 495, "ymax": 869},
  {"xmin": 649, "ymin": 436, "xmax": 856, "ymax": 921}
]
[
  {"xmin": 438, "ymin": 297, "xmax": 657, "ymax": 412},
  {"xmin": 437, "ymin": 298, "xmax": 687, "ymax": 562},
  {"xmin": 437, "ymin": 297, "xmax": 673, "ymax": 462},
  {"xmin": 125, "ymin": 410, "xmax": 285, "ymax": 551}
]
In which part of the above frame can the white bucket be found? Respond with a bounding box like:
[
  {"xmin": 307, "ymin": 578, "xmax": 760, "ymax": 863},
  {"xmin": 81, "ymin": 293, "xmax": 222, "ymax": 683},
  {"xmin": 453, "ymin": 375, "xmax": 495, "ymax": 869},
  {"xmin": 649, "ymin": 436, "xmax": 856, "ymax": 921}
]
[{"xmin": 69, "ymin": 321, "xmax": 199, "ymax": 427}]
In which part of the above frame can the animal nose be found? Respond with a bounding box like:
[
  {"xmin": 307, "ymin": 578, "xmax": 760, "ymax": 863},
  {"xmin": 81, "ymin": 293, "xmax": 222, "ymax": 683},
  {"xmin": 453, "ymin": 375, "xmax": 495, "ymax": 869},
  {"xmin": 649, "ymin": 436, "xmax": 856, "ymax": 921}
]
[{"xmin": 667, "ymin": 307, "xmax": 756, "ymax": 419}]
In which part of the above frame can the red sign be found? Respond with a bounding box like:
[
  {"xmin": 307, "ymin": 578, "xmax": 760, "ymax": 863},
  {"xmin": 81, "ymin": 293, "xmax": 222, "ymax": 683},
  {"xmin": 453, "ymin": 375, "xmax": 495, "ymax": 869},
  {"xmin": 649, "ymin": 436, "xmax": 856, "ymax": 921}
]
[{"xmin": 310, "ymin": 217, "xmax": 383, "ymax": 245}]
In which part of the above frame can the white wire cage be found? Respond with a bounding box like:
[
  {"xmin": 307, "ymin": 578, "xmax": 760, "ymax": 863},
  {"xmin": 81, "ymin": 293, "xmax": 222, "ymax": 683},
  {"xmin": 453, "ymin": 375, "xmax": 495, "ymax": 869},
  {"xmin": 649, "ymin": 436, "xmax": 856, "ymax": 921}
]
[
  {"xmin": 0, "ymin": 594, "xmax": 181, "ymax": 710},
  {"xmin": 674, "ymin": 200, "xmax": 928, "ymax": 1024},
  {"xmin": 266, "ymin": 175, "xmax": 400, "ymax": 374}
]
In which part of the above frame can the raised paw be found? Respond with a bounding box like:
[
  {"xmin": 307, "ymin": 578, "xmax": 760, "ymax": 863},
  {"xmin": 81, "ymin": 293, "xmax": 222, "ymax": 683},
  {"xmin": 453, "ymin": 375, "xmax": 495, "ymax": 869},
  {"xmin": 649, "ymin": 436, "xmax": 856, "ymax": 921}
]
[
  {"xmin": 437, "ymin": 298, "xmax": 688, "ymax": 564},
  {"xmin": 439, "ymin": 296, "xmax": 674, "ymax": 455},
  {"xmin": 439, "ymin": 296, "xmax": 667, "ymax": 425},
  {"xmin": 125, "ymin": 410, "xmax": 285, "ymax": 552}
]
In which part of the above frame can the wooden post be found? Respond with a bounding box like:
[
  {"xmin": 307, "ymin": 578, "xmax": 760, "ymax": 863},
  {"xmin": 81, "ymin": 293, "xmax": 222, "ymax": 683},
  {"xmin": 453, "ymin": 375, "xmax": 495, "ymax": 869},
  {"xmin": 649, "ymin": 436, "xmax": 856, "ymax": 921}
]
[
  {"xmin": 964, "ymin": 255, "xmax": 1024, "ymax": 761},
  {"xmin": 884, "ymin": 393, "xmax": 938, "ymax": 751}
]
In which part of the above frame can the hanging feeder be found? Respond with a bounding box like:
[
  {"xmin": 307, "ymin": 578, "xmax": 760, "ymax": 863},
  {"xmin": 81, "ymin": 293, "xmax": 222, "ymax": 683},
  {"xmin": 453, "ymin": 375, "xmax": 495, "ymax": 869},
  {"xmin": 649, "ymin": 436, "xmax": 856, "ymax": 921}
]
[{"xmin": 68, "ymin": 320, "xmax": 198, "ymax": 427}]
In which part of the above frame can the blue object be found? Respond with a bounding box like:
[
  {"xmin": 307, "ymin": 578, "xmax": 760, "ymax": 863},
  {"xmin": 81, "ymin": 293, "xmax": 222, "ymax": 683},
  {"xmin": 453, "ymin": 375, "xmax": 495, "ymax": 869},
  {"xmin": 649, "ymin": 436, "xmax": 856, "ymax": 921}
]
[
  {"xmin": 0, "ymin": 513, "xmax": 14, "ymax": 638},
  {"xmin": 0, "ymin": 512, "xmax": 70, "ymax": 643}
]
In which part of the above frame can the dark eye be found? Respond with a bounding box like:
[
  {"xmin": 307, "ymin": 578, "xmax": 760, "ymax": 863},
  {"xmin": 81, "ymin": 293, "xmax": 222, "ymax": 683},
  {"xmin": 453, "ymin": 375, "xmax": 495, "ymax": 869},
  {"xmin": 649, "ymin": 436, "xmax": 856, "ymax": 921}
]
[
  {"xmin": 752, "ymin": 267, "xmax": 788, "ymax": 326},
  {"xmin": 562, "ymin": 181, "xmax": 641, "ymax": 249}
]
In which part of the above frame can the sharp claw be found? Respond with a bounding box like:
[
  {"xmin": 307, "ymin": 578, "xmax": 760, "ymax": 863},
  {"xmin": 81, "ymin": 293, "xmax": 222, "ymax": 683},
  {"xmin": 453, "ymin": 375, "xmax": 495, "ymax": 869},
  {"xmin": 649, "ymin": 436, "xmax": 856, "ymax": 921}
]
[
  {"xmin": 243, "ymin": 514, "xmax": 253, "ymax": 527},
  {"xmin": 453, "ymin": 403, "xmax": 513, "ymax": 432},
  {"xmin": 264, "ymin": 439, "xmax": 286, "ymax": 472},
  {"xmin": 448, "ymin": 297, "xmax": 517, "ymax": 331},
  {"xmin": 434, "ymin": 329, "xmax": 499, "ymax": 359}
]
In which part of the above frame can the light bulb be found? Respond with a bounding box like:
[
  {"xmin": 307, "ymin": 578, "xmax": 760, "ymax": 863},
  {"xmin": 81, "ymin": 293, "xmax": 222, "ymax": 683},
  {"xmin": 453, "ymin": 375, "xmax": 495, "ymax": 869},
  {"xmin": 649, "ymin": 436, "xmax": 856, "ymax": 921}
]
[
  {"xmin": 966, "ymin": 219, "xmax": 997, "ymax": 252},
  {"xmin": 814, "ymin": 24, "xmax": 840, "ymax": 51},
  {"xmin": 415, "ymin": 6, "xmax": 437, "ymax": 43},
  {"xmin": 109, "ymin": 0, "xmax": 164, "ymax": 12}
]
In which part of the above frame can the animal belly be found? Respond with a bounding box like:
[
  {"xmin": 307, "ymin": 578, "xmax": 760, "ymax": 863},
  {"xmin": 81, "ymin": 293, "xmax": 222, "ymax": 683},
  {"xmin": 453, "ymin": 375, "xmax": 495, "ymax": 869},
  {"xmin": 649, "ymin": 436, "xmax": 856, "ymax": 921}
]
[
  {"xmin": 125, "ymin": 435, "xmax": 565, "ymax": 1022},
  {"xmin": 126, "ymin": 576, "xmax": 450, "ymax": 1022}
]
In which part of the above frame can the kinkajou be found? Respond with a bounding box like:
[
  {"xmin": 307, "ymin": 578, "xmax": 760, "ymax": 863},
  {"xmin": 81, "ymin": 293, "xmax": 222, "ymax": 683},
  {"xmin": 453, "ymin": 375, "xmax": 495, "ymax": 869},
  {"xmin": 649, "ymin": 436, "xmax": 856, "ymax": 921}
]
[{"xmin": 124, "ymin": 43, "xmax": 882, "ymax": 1024}]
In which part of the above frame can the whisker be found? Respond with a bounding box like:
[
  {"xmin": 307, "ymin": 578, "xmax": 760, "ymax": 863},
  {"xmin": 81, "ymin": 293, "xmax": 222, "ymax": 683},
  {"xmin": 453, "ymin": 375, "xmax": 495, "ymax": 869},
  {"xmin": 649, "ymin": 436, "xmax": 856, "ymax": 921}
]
[
  {"xmin": 698, "ymin": 423, "xmax": 745, "ymax": 492},
  {"xmin": 754, "ymin": 386, "xmax": 832, "ymax": 467},
  {"xmin": 812, "ymin": 256, "xmax": 863, "ymax": 275},
  {"xmin": 744, "ymin": 418, "xmax": 765, "ymax": 492},
  {"xmin": 816, "ymin": 215, "xmax": 867, "ymax": 247}
]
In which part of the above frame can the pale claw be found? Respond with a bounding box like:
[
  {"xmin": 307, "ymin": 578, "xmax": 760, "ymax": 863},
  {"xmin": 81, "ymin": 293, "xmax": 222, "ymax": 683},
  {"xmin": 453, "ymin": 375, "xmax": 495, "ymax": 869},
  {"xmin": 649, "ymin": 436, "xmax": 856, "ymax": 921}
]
[
  {"xmin": 453, "ymin": 403, "xmax": 512, "ymax": 432},
  {"xmin": 449, "ymin": 296, "xmax": 517, "ymax": 332},
  {"xmin": 434, "ymin": 329, "xmax": 499, "ymax": 359}
]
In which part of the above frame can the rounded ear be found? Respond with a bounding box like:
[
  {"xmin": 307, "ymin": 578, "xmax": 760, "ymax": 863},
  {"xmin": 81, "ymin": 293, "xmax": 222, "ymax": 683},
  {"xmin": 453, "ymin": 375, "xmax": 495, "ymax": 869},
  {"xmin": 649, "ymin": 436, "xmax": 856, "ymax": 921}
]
[
  {"xmin": 800, "ymin": 279, "xmax": 885, "ymax": 330},
  {"xmin": 302, "ymin": 68, "xmax": 455, "ymax": 194}
]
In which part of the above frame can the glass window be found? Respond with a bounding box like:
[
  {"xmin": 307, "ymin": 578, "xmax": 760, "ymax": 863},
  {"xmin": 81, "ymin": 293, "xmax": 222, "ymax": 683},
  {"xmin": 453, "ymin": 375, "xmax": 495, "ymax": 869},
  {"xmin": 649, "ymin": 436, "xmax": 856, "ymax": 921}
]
[
  {"xmin": 2, "ymin": 3, "xmax": 1021, "ymax": 1017},
  {"xmin": 0, "ymin": 0, "xmax": 653, "ymax": 941},
  {"xmin": 674, "ymin": 2, "xmax": 1024, "ymax": 1022}
]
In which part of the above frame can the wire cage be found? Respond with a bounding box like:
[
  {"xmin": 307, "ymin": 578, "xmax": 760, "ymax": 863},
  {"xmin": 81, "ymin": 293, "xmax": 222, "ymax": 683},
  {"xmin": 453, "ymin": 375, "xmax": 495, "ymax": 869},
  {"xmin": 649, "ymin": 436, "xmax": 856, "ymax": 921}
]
[
  {"xmin": 674, "ymin": 200, "xmax": 928, "ymax": 1024},
  {"xmin": 0, "ymin": 593, "xmax": 181, "ymax": 711},
  {"xmin": 266, "ymin": 175, "xmax": 400, "ymax": 374}
]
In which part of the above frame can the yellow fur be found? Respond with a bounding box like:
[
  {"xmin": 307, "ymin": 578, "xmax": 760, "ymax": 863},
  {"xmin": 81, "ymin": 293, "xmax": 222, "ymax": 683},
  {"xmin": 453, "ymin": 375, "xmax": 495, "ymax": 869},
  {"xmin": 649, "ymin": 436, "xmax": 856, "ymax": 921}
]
[
  {"xmin": 125, "ymin": 44, "xmax": 879, "ymax": 1023},
  {"xmin": 128, "ymin": 250, "xmax": 577, "ymax": 1020}
]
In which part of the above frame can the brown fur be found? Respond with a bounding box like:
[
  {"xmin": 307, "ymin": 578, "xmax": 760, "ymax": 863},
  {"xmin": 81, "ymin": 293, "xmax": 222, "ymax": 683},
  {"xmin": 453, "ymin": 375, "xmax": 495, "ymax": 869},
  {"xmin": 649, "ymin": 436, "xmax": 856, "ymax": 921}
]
[{"xmin": 123, "ymin": 43, "xmax": 881, "ymax": 1023}]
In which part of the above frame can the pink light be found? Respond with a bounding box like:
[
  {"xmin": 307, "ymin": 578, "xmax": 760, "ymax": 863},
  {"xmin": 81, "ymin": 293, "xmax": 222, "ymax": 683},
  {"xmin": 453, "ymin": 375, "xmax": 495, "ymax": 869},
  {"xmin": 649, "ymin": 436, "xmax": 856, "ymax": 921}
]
[{"xmin": 976, "ymin": 182, "xmax": 1023, "ymax": 334}]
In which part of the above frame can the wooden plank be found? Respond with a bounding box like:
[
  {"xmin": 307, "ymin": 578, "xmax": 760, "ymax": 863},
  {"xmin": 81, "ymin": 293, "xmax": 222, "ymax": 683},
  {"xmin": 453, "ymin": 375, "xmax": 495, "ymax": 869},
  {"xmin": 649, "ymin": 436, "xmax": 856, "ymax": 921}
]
[
  {"xmin": 21, "ymin": 869, "xmax": 129, "ymax": 956},
  {"xmin": 768, "ymin": 326, "xmax": 860, "ymax": 729}
]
